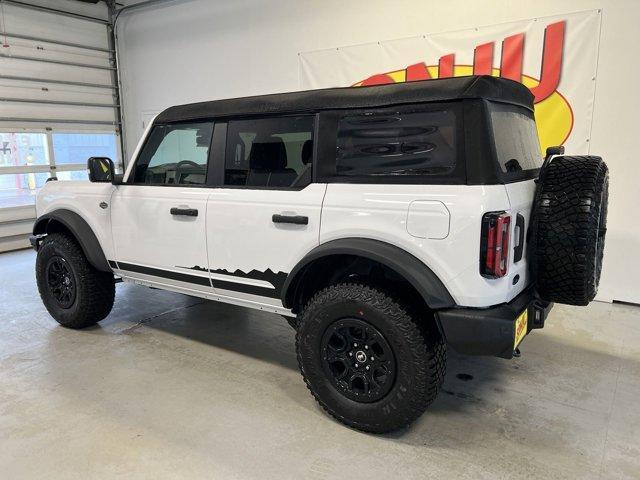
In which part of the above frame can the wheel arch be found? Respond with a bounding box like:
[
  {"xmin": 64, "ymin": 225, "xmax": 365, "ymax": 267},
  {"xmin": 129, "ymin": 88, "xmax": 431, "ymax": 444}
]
[
  {"xmin": 282, "ymin": 238, "xmax": 455, "ymax": 313},
  {"xmin": 33, "ymin": 209, "xmax": 111, "ymax": 272}
]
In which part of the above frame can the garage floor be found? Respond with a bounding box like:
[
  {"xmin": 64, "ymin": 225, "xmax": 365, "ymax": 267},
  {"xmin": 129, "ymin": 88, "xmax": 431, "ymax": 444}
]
[{"xmin": 1, "ymin": 249, "xmax": 639, "ymax": 480}]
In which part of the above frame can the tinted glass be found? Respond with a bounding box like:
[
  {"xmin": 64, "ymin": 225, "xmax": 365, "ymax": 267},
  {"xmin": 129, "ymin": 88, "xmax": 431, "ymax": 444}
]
[
  {"xmin": 336, "ymin": 109, "xmax": 456, "ymax": 176},
  {"xmin": 225, "ymin": 116, "xmax": 314, "ymax": 188},
  {"xmin": 132, "ymin": 122, "xmax": 213, "ymax": 185},
  {"xmin": 490, "ymin": 102, "xmax": 542, "ymax": 173}
]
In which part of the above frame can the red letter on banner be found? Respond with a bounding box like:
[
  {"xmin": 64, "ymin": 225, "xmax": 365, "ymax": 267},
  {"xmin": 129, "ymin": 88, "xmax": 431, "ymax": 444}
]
[
  {"xmin": 473, "ymin": 42, "xmax": 494, "ymax": 75},
  {"xmin": 530, "ymin": 21, "xmax": 565, "ymax": 103},
  {"xmin": 405, "ymin": 62, "xmax": 431, "ymax": 82},
  {"xmin": 500, "ymin": 33, "xmax": 524, "ymax": 81},
  {"xmin": 438, "ymin": 54, "xmax": 455, "ymax": 78},
  {"xmin": 360, "ymin": 73, "xmax": 395, "ymax": 86}
]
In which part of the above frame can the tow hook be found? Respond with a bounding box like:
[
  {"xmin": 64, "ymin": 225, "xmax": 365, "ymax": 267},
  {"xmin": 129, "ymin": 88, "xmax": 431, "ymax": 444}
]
[{"xmin": 513, "ymin": 348, "xmax": 522, "ymax": 358}]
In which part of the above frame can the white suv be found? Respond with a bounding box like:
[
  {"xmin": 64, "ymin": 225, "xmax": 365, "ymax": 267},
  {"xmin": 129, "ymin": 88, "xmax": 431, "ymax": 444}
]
[{"xmin": 30, "ymin": 75, "xmax": 609, "ymax": 433}]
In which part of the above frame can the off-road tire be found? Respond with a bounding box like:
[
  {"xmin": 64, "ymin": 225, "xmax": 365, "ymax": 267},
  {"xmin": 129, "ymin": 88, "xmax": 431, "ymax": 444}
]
[
  {"xmin": 283, "ymin": 315, "xmax": 299, "ymax": 330},
  {"xmin": 296, "ymin": 282, "xmax": 445, "ymax": 433},
  {"xmin": 36, "ymin": 233, "xmax": 115, "ymax": 328},
  {"xmin": 531, "ymin": 155, "xmax": 609, "ymax": 305}
]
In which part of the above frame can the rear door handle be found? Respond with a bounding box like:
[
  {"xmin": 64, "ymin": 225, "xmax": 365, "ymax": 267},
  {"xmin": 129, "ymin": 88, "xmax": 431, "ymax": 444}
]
[
  {"xmin": 272, "ymin": 214, "xmax": 308, "ymax": 225},
  {"xmin": 170, "ymin": 207, "xmax": 198, "ymax": 217},
  {"xmin": 513, "ymin": 213, "xmax": 525, "ymax": 262}
]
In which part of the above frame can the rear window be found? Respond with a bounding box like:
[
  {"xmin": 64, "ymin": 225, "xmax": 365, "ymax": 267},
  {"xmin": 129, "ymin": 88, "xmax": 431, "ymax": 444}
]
[
  {"xmin": 335, "ymin": 109, "xmax": 456, "ymax": 177},
  {"xmin": 489, "ymin": 102, "xmax": 542, "ymax": 174}
]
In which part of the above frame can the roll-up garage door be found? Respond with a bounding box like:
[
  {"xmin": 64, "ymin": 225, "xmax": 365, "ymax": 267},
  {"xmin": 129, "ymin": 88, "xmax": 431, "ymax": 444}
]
[{"xmin": 0, "ymin": 0, "xmax": 120, "ymax": 252}]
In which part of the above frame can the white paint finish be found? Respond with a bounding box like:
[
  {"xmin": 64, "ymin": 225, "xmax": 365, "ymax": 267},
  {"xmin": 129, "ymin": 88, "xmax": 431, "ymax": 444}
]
[
  {"xmin": 406, "ymin": 200, "xmax": 450, "ymax": 239},
  {"xmin": 116, "ymin": 0, "xmax": 640, "ymax": 303},
  {"xmin": 35, "ymin": 180, "xmax": 117, "ymax": 260},
  {"xmin": 503, "ymin": 178, "xmax": 538, "ymax": 297},
  {"xmin": 205, "ymin": 184, "xmax": 327, "ymax": 306},
  {"xmin": 320, "ymin": 183, "xmax": 523, "ymax": 306},
  {"xmin": 110, "ymin": 185, "xmax": 211, "ymax": 292}
]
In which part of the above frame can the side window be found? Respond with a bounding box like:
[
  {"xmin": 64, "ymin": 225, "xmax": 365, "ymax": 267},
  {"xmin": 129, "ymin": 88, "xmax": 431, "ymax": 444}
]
[
  {"xmin": 336, "ymin": 109, "xmax": 456, "ymax": 177},
  {"xmin": 132, "ymin": 122, "xmax": 213, "ymax": 185},
  {"xmin": 224, "ymin": 116, "xmax": 314, "ymax": 188}
]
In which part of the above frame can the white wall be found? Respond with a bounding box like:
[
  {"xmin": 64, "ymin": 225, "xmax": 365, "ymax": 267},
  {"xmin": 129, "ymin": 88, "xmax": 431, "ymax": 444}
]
[{"xmin": 116, "ymin": 0, "xmax": 640, "ymax": 304}]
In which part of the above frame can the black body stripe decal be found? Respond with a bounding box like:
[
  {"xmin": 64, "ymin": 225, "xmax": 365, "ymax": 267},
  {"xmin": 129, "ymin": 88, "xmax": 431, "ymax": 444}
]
[
  {"xmin": 209, "ymin": 268, "xmax": 286, "ymax": 296},
  {"xmin": 115, "ymin": 262, "xmax": 212, "ymax": 287},
  {"xmin": 210, "ymin": 278, "xmax": 280, "ymax": 298},
  {"xmin": 178, "ymin": 265, "xmax": 286, "ymax": 299},
  {"xmin": 110, "ymin": 261, "xmax": 285, "ymax": 299}
]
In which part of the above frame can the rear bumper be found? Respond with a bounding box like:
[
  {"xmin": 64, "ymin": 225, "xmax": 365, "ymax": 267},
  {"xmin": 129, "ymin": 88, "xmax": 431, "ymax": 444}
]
[{"xmin": 436, "ymin": 287, "xmax": 553, "ymax": 359}]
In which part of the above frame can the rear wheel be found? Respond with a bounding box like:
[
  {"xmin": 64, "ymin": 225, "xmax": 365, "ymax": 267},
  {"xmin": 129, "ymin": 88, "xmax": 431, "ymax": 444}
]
[
  {"xmin": 296, "ymin": 282, "xmax": 445, "ymax": 433},
  {"xmin": 531, "ymin": 155, "xmax": 609, "ymax": 305},
  {"xmin": 36, "ymin": 233, "xmax": 115, "ymax": 328}
]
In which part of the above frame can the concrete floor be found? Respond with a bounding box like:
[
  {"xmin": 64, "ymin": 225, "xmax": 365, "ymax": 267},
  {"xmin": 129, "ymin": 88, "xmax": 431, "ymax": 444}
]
[{"xmin": 1, "ymin": 249, "xmax": 639, "ymax": 480}]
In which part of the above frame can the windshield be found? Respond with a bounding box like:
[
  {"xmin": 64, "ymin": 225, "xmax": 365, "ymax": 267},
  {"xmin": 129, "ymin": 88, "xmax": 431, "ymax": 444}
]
[{"xmin": 489, "ymin": 102, "xmax": 542, "ymax": 174}]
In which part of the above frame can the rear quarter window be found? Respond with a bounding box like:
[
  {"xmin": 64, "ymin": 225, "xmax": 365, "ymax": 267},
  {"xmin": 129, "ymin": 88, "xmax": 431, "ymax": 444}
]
[
  {"xmin": 335, "ymin": 109, "xmax": 457, "ymax": 178},
  {"xmin": 489, "ymin": 102, "xmax": 542, "ymax": 175}
]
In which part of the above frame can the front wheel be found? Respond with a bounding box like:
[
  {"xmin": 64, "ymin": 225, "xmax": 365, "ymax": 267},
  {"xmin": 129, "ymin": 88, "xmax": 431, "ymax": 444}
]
[
  {"xmin": 296, "ymin": 283, "xmax": 445, "ymax": 433},
  {"xmin": 36, "ymin": 233, "xmax": 115, "ymax": 328}
]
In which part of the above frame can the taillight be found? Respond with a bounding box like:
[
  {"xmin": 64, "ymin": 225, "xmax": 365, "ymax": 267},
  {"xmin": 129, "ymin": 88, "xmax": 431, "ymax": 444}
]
[{"xmin": 480, "ymin": 212, "xmax": 511, "ymax": 278}]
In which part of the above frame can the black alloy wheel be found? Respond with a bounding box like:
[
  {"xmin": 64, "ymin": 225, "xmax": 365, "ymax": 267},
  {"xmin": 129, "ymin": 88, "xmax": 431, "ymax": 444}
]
[
  {"xmin": 321, "ymin": 318, "xmax": 396, "ymax": 403},
  {"xmin": 45, "ymin": 256, "xmax": 77, "ymax": 309}
]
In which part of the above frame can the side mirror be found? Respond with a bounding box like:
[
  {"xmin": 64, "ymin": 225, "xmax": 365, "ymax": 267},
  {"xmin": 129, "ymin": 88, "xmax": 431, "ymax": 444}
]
[{"xmin": 88, "ymin": 157, "xmax": 115, "ymax": 183}]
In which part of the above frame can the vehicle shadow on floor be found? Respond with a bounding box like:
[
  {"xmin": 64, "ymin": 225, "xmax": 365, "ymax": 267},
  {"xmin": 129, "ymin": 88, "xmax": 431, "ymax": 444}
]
[{"xmin": 55, "ymin": 288, "xmax": 637, "ymax": 448}]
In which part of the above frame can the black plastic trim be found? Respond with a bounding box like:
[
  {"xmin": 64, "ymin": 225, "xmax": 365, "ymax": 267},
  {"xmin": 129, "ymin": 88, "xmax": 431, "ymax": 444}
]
[
  {"xmin": 272, "ymin": 214, "xmax": 308, "ymax": 225},
  {"xmin": 514, "ymin": 213, "xmax": 525, "ymax": 262},
  {"xmin": 282, "ymin": 238, "xmax": 454, "ymax": 310},
  {"xmin": 437, "ymin": 287, "xmax": 552, "ymax": 359},
  {"xmin": 33, "ymin": 209, "xmax": 111, "ymax": 272}
]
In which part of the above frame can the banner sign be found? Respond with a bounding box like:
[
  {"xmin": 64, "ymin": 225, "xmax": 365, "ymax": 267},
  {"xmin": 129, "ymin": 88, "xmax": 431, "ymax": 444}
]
[{"xmin": 299, "ymin": 10, "xmax": 601, "ymax": 153}]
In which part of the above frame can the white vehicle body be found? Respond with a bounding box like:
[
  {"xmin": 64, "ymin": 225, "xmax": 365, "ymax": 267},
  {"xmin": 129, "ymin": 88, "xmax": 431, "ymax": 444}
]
[
  {"xmin": 35, "ymin": 75, "xmax": 546, "ymax": 318},
  {"xmin": 35, "ymin": 164, "xmax": 534, "ymax": 315},
  {"xmin": 31, "ymin": 76, "xmax": 612, "ymax": 433}
]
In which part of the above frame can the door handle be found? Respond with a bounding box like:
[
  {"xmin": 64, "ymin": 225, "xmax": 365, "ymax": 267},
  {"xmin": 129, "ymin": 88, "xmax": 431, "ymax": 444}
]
[
  {"xmin": 170, "ymin": 207, "xmax": 198, "ymax": 217},
  {"xmin": 513, "ymin": 213, "xmax": 525, "ymax": 262},
  {"xmin": 272, "ymin": 214, "xmax": 308, "ymax": 225}
]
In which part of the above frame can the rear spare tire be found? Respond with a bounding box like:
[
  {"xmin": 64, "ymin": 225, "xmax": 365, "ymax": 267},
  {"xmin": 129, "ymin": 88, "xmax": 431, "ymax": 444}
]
[{"xmin": 531, "ymin": 155, "xmax": 609, "ymax": 305}]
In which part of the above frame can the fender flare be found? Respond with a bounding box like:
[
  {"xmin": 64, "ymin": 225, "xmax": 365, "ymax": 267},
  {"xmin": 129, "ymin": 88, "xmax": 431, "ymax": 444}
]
[
  {"xmin": 33, "ymin": 209, "xmax": 111, "ymax": 272},
  {"xmin": 281, "ymin": 238, "xmax": 455, "ymax": 310}
]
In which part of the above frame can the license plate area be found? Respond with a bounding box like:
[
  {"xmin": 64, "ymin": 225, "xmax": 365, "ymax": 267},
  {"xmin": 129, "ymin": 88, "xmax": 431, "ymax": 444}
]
[{"xmin": 514, "ymin": 309, "xmax": 528, "ymax": 349}]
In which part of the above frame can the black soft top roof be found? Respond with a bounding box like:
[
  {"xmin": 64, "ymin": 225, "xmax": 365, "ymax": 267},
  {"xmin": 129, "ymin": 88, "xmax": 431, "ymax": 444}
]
[{"xmin": 155, "ymin": 75, "xmax": 534, "ymax": 124}]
